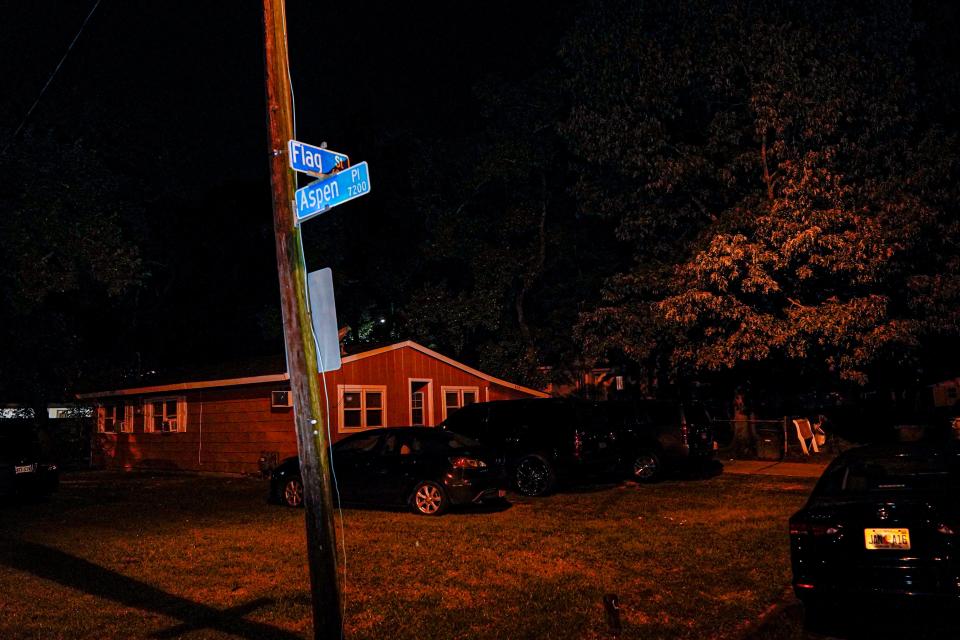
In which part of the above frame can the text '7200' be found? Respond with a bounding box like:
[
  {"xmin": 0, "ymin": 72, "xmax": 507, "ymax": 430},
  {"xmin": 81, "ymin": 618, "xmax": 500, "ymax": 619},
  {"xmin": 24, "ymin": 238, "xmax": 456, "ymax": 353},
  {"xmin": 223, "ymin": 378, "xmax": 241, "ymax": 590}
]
[{"xmin": 294, "ymin": 161, "xmax": 371, "ymax": 223}]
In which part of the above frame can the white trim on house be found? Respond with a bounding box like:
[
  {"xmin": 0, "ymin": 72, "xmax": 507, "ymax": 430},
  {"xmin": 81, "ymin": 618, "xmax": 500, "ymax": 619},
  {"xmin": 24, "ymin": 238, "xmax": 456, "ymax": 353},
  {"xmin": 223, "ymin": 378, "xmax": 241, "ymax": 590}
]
[
  {"xmin": 342, "ymin": 341, "xmax": 549, "ymax": 398},
  {"xmin": 76, "ymin": 374, "xmax": 289, "ymax": 400},
  {"xmin": 96, "ymin": 401, "xmax": 133, "ymax": 434},
  {"xmin": 337, "ymin": 384, "xmax": 387, "ymax": 433},
  {"xmin": 440, "ymin": 385, "xmax": 480, "ymax": 422},
  {"xmin": 76, "ymin": 341, "xmax": 549, "ymax": 401},
  {"xmin": 408, "ymin": 378, "xmax": 434, "ymax": 426},
  {"xmin": 143, "ymin": 396, "xmax": 188, "ymax": 433}
]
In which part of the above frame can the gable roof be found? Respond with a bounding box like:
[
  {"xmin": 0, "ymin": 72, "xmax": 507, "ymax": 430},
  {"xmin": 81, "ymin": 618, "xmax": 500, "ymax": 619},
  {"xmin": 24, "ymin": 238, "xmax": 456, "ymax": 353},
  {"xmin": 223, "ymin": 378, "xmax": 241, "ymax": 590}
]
[
  {"xmin": 341, "ymin": 341, "xmax": 549, "ymax": 398},
  {"xmin": 76, "ymin": 341, "xmax": 549, "ymax": 399}
]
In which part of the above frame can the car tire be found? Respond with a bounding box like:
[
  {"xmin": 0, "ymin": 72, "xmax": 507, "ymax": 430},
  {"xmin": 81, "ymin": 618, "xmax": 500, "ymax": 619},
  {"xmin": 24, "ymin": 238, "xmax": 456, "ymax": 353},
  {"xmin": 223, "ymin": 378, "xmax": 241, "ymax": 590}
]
[
  {"xmin": 514, "ymin": 455, "xmax": 556, "ymax": 496},
  {"xmin": 281, "ymin": 477, "xmax": 305, "ymax": 508},
  {"xmin": 629, "ymin": 450, "xmax": 661, "ymax": 482},
  {"xmin": 410, "ymin": 480, "xmax": 448, "ymax": 516}
]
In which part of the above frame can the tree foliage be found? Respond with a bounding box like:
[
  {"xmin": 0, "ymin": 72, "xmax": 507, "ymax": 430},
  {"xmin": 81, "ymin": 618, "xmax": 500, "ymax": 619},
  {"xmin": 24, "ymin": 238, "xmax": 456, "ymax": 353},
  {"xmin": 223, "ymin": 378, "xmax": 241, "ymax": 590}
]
[
  {"xmin": 400, "ymin": 71, "xmax": 617, "ymax": 384},
  {"xmin": 566, "ymin": 0, "xmax": 960, "ymax": 389},
  {"xmin": 0, "ymin": 133, "xmax": 144, "ymax": 404}
]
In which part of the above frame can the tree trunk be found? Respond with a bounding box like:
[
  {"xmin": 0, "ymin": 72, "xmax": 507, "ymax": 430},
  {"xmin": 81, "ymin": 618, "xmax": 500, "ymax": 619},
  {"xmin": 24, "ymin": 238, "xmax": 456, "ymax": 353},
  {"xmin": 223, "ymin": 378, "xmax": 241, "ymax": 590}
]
[{"xmin": 732, "ymin": 388, "xmax": 754, "ymax": 456}]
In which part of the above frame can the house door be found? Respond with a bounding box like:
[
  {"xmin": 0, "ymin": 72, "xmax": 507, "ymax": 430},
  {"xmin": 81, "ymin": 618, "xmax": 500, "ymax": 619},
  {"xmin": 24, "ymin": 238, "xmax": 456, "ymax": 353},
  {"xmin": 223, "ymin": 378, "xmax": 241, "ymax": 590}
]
[{"xmin": 409, "ymin": 379, "xmax": 433, "ymax": 426}]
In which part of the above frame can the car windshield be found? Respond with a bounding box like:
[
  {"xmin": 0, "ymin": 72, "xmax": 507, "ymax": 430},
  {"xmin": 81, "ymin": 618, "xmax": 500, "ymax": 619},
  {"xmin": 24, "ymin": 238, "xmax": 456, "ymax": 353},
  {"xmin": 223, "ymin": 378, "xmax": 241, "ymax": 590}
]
[{"xmin": 816, "ymin": 452, "xmax": 960, "ymax": 495}]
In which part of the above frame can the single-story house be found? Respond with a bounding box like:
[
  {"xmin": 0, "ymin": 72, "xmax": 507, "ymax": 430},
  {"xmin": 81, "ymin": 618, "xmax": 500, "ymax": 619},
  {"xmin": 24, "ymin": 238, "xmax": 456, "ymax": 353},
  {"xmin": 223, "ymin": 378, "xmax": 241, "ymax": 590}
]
[{"xmin": 77, "ymin": 340, "xmax": 548, "ymax": 475}]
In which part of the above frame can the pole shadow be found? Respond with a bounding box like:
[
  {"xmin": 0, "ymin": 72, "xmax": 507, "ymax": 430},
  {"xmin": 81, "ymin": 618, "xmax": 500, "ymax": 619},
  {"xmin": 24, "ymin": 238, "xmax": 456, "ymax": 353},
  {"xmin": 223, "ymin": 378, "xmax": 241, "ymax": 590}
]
[{"xmin": 0, "ymin": 538, "xmax": 303, "ymax": 640}]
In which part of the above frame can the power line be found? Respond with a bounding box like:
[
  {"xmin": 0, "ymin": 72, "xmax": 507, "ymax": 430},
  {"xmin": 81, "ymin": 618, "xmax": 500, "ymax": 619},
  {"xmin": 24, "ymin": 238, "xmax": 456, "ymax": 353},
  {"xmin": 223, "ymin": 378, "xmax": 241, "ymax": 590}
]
[{"xmin": 1, "ymin": 0, "xmax": 104, "ymax": 156}]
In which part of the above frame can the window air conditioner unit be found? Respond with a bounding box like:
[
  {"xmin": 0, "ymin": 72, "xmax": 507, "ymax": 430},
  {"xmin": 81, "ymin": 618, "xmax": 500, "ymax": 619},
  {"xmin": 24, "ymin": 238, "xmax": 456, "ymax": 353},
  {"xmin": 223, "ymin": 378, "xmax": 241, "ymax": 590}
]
[{"xmin": 271, "ymin": 391, "xmax": 293, "ymax": 408}]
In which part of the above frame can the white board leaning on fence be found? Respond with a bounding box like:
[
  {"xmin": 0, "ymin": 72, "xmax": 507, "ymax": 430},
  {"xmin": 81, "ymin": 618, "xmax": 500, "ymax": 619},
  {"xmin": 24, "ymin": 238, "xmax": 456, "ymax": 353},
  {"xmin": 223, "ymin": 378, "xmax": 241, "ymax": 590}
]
[{"xmin": 307, "ymin": 267, "xmax": 342, "ymax": 373}]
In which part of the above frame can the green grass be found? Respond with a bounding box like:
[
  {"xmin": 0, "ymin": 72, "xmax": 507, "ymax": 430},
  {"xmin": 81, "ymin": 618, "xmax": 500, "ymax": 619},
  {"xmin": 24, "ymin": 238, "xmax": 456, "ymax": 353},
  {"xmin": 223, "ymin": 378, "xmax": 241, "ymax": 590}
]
[{"xmin": 0, "ymin": 472, "xmax": 815, "ymax": 639}]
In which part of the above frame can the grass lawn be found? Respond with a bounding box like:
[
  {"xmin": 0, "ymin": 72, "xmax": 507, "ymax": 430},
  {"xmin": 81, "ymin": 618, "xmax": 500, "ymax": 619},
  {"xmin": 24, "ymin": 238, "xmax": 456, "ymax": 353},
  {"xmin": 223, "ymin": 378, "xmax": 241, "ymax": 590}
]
[{"xmin": 0, "ymin": 470, "xmax": 815, "ymax": 640}]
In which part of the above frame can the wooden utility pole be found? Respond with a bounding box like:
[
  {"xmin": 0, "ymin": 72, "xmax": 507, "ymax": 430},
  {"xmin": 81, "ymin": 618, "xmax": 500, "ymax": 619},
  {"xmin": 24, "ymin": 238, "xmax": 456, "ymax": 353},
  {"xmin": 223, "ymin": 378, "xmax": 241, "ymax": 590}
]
[{"xmin": 262, "ymin": 1, "xmax": 343, "ymax": 637}]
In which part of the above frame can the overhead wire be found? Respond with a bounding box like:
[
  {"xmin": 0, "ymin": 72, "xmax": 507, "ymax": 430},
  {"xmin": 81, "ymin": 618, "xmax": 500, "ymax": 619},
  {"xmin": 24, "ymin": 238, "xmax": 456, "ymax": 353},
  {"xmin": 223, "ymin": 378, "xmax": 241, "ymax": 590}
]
[{"xmin": 1, "ymin": 0, "xmax": 104, "ymax": 156}]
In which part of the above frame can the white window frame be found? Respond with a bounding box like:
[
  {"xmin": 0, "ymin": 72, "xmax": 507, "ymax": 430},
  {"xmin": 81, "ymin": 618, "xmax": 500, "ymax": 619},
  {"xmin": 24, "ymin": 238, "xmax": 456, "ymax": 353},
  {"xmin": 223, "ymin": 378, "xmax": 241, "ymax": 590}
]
[
  {"xmin": 337, "ymin": 385, "xmax": 387, "ymax": 433},
  {"xmin": 97, "ymin": 403, "xmax": 133, "ymax": 434},
  {"xmin": 408, "ymin": 378, "xmax": 434, "ymax": 427},
  {"xmin": 143, "ymin": 396, "xmax": 187, "ymax": 433},
  {"xmin": 440, "ymin": 386, "xmax": 480, "ymax": 421}
]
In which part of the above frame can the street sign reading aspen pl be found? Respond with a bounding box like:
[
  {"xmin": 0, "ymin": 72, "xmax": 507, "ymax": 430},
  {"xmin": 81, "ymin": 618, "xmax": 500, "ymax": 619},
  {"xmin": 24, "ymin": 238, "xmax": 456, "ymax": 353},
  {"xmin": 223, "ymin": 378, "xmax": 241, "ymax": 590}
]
[
  {"xmin": 294, "ymin": 161, "xmax": 371, "ymax": 223},
  {"xmin": 288, "ymin": 139, "xmax": 349, "ymax": 176}
]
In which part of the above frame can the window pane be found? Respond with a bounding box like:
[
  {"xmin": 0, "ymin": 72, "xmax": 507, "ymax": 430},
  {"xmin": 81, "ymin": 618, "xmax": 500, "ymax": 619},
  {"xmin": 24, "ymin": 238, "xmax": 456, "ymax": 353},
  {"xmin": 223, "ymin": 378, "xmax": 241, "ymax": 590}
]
[
  {"xmin": 412, "ymin": 392, "xmax": 423, "ymax": 409},
  {"xmin": 412, "ymin": 408, "xmax": 424, "ymax": 425},
  {"xmin": 165, "ymin": 400, "xmax": 178, "ymax": 418},
  {"xmin": 365, "ymin": 391, "xmax": 382, "ymax": 409},
  {"xmin": 445, "ymin": 392, "xmax": 459, "ymax": 408},
  {"xmin": 338, "ymin": 433, "xmax": 380, "ymax": 452},
  {"xmin": 463, "ymin": 392, "xmax": 477, "ymax": 405},
  {"xmin": 344, "ymin": 409, "xmax": 362, "ymax": 428},
  {"xmin": 367, "ymin": 409, "xmax": 383, "ymax": 427},
  {"xmin": 343, "ymin": 392, "xmax": 361, "ymax": 409}
]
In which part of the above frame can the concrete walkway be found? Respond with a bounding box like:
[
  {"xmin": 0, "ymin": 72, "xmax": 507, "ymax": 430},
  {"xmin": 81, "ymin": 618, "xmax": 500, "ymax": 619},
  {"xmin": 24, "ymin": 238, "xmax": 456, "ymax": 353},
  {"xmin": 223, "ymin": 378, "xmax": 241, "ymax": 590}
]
[{"xmin": 721, "ymin": 459, "xmax": 829, "ymax": 478}]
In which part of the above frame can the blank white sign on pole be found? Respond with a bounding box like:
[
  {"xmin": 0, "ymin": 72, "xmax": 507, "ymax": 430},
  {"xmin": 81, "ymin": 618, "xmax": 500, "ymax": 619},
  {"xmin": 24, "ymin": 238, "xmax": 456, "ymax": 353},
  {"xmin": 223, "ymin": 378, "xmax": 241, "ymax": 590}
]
[{"xmin": 307, "ymin": 267, "xmax": 342, "ymax": 373}]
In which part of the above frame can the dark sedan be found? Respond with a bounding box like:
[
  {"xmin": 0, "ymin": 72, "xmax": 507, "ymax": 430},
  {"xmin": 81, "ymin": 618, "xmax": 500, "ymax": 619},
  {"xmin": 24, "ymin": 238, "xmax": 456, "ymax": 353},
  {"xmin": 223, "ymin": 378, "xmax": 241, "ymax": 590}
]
[
  {"xmin": 270, "ymin": 427, "xmax": 508, "ymax": 515},
  {"xmin": 0, "ymin": 422, "xmax": 59, "ymax": 500},
  {"xmin": 790, "ymin": 444, "xmax": 960, "ymax": 614}
]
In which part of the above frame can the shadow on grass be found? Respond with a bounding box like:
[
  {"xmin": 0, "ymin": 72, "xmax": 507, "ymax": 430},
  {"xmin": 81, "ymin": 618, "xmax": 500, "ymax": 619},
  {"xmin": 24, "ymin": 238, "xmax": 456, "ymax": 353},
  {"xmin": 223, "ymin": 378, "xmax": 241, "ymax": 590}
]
[
  {"xmin": 746, "ymin": 596, "xmax": 960, "ymax": 640},
  {"xmin": 334, "ymin": 498, "xmax": 513, "ymax": 516},
  {"xmin": 0, "ymin": 539, "xmax": 302, "ymax": 640}
]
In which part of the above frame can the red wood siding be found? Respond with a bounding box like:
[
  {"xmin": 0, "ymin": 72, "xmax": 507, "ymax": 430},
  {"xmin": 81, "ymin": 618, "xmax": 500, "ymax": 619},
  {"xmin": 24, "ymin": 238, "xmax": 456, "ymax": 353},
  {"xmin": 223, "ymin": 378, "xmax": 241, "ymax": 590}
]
[
  {"xmin": 92, "ymin": 344, "xmax": 542, "ymax": 474},
  {"xmin": 93, "ymin": 383, "xmax": 298, "ymax": 475}
]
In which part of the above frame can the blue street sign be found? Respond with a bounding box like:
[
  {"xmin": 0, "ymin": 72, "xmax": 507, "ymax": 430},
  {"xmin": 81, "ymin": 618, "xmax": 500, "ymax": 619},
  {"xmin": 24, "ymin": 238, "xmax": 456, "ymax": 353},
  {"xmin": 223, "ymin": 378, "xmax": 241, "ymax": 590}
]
[
  {"xmin": 295, "ymin": 161, "xmax": 371, "ymax": 223},
  {"xmin": 288, "ymin": 139, "xmax": 349, "ymax": 176}
]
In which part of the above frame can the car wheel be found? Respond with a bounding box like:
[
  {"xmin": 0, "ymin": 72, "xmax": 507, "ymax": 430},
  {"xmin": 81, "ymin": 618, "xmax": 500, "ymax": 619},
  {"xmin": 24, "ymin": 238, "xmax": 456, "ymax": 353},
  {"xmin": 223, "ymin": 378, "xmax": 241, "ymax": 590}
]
[
  {"xmin": 630, "ymin": 450, "xmax": 661, "ymax": 482},
  {"xmin": 282, "ymin": 477, "xmax": 304, "ymax": 507},
  {"xmin": 514, "ymin": 455, "xmax": 556, "ymax": 496},
  {"xmin": 411, "ymin": 480, "xmax": 448, "ymax": 516}
]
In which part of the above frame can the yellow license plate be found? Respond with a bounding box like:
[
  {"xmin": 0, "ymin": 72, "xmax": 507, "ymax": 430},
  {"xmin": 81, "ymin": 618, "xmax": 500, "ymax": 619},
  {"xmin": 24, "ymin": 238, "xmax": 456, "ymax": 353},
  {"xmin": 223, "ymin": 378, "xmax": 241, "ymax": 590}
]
[{"xmin": 864, "ymin": 528, "xmax": 910, "ymax": 550}]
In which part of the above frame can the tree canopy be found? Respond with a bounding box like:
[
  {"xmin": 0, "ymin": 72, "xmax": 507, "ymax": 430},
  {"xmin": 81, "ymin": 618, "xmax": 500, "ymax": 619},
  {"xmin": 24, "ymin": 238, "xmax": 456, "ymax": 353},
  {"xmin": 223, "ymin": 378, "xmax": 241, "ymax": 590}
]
[
  {"xmin": 566, "ymin": 0, "xmax": 960, "ymax": 391},
  {"xmin": 0, "ymin": 133, "xmax": 144, "ymax": 405}
]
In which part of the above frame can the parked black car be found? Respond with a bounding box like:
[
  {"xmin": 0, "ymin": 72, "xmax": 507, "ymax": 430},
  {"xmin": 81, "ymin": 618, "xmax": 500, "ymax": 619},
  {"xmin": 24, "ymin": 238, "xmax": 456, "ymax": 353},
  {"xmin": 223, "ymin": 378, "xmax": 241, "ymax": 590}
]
[
  {"xmin": 605, "ymin": 400, "xmax": 716, "ymax": 482},
  {"xmin": 439, "ymin": 398, "xmax": 625, "ymax": 496},
  {"xmin": 269, "ymin": 427, "xmax": 507, "ymax": 515},
  {"xmin": 0, "ymin": 422, "xmax": 59, "ymax": 500},
  {"xmin": 790, "ymin": 443, "xmax": 960, "ymax": 614},
  {"xmin": 439, "ymin": 398, "xmax": 715, "ymax": 495}
]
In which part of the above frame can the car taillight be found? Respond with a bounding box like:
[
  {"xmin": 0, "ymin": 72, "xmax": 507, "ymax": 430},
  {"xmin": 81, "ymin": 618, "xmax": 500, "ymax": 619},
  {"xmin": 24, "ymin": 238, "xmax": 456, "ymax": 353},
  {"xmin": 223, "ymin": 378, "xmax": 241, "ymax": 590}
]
[
  {"xmin": 574, "ymin": 429, "xmax": 583, "ymax": 459},
  {"xmin": 680, "ymin": 423, "xmax": 689, "ymax": 446},
  {"xmin": 790, "ymin": 521, "xmax": 839, "ymax": 536},
  {"xmin": 449, "ymin": 457, "xmax": 487, "ymax": 469},
  {"xmin": 937, "ymin": 524, "xmax": 957, "ymax": 535}
]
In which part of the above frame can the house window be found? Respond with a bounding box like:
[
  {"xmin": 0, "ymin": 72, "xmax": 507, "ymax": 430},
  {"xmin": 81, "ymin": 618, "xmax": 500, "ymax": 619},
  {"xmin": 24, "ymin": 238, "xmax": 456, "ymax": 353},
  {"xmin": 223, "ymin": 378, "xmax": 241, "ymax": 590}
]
[
  {"xmin": 98, "ymin": 402, "xmax": 132, "ymax": 433},
  {"xmin": 411, "ymin": 391, "xmax": 425, "ymax": 426},
  {"xmin": 338, "ymin": 386, "xmax": 386, "ymax": 431},
  {"xmin": 144, "ymin": 396, "xmax": 187, "ymax": 433},
  {"xmin": 441, "ymin": 386, "xmax": 479, "ymax": 421},
  {"xmin": 409, "ymin": 379, "xmax": 433, "ymax": 426}
]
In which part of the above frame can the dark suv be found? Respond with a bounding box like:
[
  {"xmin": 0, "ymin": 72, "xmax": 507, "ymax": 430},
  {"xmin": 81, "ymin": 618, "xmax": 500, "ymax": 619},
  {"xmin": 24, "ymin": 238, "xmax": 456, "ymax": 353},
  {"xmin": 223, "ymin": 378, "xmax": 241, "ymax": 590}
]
[
  {"xmin": 439, "ymin": 398, "xmax": 623, "ymax": 496},
  {"xmin": 604, "ymin": 400, "xmax": 716, "ymax": 482}
]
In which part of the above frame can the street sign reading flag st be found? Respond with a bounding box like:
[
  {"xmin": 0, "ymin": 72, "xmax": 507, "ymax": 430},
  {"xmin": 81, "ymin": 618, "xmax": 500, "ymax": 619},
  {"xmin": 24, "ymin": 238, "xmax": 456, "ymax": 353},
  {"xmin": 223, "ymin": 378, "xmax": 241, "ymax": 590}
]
[{"xmin": 307, "ymin": 268, "xmax": 342, "ymax": 373}]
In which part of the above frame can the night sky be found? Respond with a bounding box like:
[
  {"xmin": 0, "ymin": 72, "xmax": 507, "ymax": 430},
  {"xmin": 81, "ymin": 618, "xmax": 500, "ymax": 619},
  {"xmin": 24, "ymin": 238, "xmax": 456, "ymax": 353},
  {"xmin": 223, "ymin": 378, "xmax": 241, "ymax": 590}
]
[
  {"xmin": 5, "ymin": 1, "xmax": 960, "ymax": 404},
  {"xmin": 3, "ymin": 1, "xmax": 573, "ymax": 382}
]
